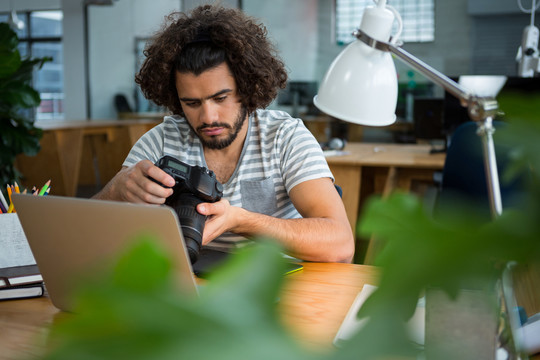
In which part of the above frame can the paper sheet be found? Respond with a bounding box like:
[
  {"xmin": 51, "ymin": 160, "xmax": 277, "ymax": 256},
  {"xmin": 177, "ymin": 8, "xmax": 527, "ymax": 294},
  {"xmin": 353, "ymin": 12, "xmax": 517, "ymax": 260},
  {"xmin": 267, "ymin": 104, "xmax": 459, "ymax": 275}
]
[
  {"xmin": 333, "ymin": 284, "xmax": 425, "ymax": 347},
  {"xmin": 0, "ymin": 214, "xmax": 36, "ymax": 268}
]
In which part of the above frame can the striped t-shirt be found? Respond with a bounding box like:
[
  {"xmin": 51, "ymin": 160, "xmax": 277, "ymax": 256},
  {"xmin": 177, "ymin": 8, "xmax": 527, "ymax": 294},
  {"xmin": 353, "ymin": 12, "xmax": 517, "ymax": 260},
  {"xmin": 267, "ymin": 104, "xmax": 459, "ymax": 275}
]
[{"xmin": 123, "ymin": 109, "xmax": 333, "ymax": 250}]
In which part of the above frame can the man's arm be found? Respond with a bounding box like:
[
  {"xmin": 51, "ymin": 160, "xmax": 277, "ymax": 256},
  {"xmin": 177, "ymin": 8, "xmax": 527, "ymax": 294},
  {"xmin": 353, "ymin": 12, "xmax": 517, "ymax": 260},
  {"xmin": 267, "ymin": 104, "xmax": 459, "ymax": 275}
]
[
  {"xmin": 93, "ymin": 160, "xmax": 175, "ymax": 204},
  {"xmin": 197, "ymin": 177, "xmax": 355, "ymax": 263}
]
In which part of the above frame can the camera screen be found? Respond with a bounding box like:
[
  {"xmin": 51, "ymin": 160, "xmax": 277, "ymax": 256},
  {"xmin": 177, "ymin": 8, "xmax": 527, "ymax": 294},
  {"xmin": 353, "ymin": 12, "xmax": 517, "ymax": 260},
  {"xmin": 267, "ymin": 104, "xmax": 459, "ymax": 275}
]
[{"xmin": 167, "ymin": 159, "xmax": 188, "ymax": 174}]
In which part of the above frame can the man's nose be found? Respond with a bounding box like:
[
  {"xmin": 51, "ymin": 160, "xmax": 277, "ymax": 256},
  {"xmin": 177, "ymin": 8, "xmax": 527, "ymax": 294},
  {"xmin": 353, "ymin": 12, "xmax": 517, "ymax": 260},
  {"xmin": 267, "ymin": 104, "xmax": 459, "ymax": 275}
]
[{"xmin": 200, "ymin": 102, "xmax": 219, "ymax": 123}]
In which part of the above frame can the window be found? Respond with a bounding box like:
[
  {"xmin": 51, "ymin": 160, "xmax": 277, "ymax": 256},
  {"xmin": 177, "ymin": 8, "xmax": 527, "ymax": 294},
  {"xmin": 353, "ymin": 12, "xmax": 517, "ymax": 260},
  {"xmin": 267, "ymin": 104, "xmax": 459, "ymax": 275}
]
[
  {"xmin": 335, "ymin": 0, "xmax": 434, "ymax": 45},
  {"xmin": 134, "ymin": 38, "xmax": 166, "ymax": 113},
  {"xmin": 0, "ymin": 10, "xmax": 64, "ymax": 120}
]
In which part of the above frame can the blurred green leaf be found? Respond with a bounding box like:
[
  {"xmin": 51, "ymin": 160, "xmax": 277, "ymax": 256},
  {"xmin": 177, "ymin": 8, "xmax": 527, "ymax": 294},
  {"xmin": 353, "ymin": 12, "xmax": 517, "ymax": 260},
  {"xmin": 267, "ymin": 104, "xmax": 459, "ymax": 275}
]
[
  {"xmin": 0, "ymin": 49, "xmax": 21, "ymax": 78},
  {"xmin": 0, "ymin": 22, "xmax": 49, "ymax": 188},
  {"xmin": 45, "ymin": 237, "xmax": 322, "ymax": 360}
]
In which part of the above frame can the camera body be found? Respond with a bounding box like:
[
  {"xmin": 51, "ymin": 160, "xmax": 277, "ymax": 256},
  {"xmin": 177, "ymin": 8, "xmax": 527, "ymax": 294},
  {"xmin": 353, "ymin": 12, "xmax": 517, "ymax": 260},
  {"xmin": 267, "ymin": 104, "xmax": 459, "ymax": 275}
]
[
  {"xmin": 155, "ymin": 155, "xmax": 223, "ymax": 202},
  {"xmin": 154, "ymin": 156, "xmax": 223, "ymax": 264}
]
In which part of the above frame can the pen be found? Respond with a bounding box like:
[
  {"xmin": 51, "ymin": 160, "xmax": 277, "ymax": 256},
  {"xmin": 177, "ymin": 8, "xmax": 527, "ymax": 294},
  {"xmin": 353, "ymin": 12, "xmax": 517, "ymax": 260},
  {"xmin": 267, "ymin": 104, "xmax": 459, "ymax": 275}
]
[{"xmin": 38, "ymin": 180, "xmax": 51, "ymax": 196}]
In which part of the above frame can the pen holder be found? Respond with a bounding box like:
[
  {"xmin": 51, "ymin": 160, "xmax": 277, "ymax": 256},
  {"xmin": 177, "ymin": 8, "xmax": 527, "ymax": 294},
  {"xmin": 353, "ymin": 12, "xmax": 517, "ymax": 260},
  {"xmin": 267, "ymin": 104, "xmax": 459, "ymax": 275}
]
[{"xmin": 0, "ymin": 213, "xmax": 36, "ymax": 268}]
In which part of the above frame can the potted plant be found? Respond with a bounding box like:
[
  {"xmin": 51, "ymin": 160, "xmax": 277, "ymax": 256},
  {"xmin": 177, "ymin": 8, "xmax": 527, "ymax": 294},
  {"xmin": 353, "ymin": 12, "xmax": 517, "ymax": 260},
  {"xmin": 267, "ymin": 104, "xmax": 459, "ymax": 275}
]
[{"xmin": 0, "ymin": 22, "xmax": 51, "ymax": 191}]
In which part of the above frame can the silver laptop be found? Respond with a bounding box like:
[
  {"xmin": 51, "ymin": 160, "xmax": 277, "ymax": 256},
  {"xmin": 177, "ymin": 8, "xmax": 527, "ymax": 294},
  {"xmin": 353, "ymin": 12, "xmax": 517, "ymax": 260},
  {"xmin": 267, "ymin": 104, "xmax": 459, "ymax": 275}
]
[{"xmin": 12, "ymin": 194, "xmax": 198, "ymax": 312}]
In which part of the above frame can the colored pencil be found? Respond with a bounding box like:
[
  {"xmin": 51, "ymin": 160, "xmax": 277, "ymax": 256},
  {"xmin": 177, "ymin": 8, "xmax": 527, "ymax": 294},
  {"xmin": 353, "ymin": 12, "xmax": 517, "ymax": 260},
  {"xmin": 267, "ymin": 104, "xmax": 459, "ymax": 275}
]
[
  {"xmin": 0, "ymin": 190, "xmax": 7, "ymax": 213},
  {"xmin": 38, "ymin": 180, "xmax": 51, "ymax": 196},
  {"xmin": 6, "ymin": 185, "xmax": 12, "ymax": 203}
]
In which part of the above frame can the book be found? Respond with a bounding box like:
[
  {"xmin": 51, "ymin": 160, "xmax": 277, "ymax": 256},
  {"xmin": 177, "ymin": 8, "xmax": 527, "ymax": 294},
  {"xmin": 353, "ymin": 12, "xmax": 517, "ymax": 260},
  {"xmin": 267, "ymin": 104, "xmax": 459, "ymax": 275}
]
[
  {"xmin": 0, "ymin": 264, "xmax": 43, "ymax": 288},
  {"xmin": 0, "ymin": 282, "xmax": 44, "ymax": 301},
  {"xmin": 0, "ymin": 214, "xmax": 44, "ymax": 300}
]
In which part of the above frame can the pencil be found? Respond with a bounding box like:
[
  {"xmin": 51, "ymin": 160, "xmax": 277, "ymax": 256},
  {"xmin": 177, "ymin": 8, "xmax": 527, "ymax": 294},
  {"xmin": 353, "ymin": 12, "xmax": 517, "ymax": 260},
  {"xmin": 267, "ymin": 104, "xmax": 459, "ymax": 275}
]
[
  {"xmin": 0, "ymin": 190, "xmax": 8, "ymax": 212},
  {"xmin": 6, "ymin": 185, "xmax": 11, "ymax": 205},
  {"xmin": 38, "ymin": 180, "xmax": 51, "ymax": 196},
  {"xmin": 14, "ymin": 182, "xmax": 20, "ymax": 194}
]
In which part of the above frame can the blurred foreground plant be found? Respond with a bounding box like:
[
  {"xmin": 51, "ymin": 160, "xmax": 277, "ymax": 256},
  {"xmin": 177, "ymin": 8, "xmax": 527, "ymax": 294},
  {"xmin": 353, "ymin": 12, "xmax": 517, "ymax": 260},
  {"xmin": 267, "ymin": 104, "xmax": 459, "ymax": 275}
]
[
  {"xmin": 44, "ymin": 238, "xmax": 323, "ymax": 360},
  {"xmin": 44, "ymin": 115, "xmax": 540, "ymax": 359},
  {"xmin": 351, "ymin": 115, "xmax": 540, "ymax": 358}
]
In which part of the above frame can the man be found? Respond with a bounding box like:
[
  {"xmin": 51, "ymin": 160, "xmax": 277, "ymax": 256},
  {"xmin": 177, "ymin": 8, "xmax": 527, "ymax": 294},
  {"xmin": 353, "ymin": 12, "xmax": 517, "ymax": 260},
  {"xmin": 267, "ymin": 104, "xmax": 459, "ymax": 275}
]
[{"xmin": 94, "ymin": 5, "xmax": 354, "ymax": 263}]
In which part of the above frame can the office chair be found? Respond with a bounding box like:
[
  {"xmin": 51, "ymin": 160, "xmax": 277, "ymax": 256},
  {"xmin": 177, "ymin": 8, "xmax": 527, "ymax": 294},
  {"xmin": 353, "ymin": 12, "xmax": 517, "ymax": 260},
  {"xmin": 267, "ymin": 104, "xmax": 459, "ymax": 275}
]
[
  {"xmin": 114, "ymin": 94, "xmax": 133, "ymax": 114},
  {"xmin": 434, "ymin": 120, "xmax": 527, "ymax": 220}
]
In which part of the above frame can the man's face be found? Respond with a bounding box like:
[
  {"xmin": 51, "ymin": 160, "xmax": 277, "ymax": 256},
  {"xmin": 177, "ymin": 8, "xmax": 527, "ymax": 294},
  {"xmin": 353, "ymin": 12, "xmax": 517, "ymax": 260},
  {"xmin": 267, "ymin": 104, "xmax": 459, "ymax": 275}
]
[{"xmin": 175, "ymin": 63, "xmax": 247, "ymax": 150}]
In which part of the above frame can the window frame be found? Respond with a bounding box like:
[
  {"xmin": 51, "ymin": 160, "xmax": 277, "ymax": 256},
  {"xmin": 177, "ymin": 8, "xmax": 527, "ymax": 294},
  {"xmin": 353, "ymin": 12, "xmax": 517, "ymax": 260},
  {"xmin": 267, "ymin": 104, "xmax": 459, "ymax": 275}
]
[
  {"xmin": 1, "ymin": 9, "xmax": 64, "ymax": 121},
  {"xmin": 334, "ymin": 0, "xmax": 435, "ymax": 45}
]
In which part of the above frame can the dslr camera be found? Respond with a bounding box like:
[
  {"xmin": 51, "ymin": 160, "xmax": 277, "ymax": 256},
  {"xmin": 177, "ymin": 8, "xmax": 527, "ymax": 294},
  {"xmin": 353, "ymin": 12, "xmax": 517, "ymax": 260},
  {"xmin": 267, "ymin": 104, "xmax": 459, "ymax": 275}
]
[{"xmin": 154, "ymin": 155, "xmax": 223, "ymax": 264}]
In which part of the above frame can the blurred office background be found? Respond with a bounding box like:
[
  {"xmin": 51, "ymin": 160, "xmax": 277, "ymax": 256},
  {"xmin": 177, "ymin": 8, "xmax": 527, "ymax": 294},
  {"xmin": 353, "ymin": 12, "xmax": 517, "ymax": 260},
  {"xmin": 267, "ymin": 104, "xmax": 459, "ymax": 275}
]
[{"xmin": 0, "ymin": 0, "xmax": 536, "ymax": 137}]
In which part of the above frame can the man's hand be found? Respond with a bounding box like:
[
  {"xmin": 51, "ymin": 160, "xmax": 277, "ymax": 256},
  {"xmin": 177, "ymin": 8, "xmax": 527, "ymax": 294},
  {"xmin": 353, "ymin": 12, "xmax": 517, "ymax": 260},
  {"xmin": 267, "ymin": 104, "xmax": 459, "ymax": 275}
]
[
  {"xmin": 196, "ymin": 198, "xmax": 238, "ymax": 245},
  {"xmin": 196, "ymin": 178, "xmax": 355, "ymax": 263},
  {"xmin": 93, "ymin": 160, "xmax": 175, "ymax": 204}
]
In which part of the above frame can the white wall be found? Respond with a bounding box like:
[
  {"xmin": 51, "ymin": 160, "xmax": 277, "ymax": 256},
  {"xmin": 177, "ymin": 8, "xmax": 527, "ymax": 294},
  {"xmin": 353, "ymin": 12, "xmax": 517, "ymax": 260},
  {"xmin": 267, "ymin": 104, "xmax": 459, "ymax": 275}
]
[
  {"xmin": 0, "ymin": 0, "xmax": 59, "ymax": 11},
  {"xmin": 61, "ymin": 0, "xmax": 87, "ymax": 120},
  {"xmin": 88, "ymin": 0, "xmax": 181, "ymax": 119},
  {"xmin": 242, "ymin": 0, "xmax": 319, "ymax": 82}
]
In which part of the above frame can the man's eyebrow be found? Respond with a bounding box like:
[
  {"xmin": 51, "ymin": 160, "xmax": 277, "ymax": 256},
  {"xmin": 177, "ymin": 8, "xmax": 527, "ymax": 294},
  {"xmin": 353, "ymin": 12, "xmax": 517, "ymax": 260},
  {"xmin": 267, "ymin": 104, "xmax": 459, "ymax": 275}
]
[{"xmin": 179, "ymin": 89, "xmax": 233, "ymax": 102}]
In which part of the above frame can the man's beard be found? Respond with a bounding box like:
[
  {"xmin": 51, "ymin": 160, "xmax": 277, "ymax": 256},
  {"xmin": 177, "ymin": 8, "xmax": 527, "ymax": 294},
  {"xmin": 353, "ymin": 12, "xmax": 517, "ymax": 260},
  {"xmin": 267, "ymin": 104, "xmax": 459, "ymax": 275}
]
[{"xmin": 195, "ymin": 107, "xmax": 248, "ymax": 150}]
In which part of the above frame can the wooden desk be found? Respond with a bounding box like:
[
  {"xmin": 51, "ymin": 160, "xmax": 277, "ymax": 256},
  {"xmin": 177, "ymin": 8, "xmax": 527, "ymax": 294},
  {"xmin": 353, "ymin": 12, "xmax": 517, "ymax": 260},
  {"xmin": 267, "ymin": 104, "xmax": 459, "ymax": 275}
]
[
  {"xmin": 0, "ymin": 262, "xmax": 378, "ymax": 358},
  {"xmin": 15, "ymin": 119, "xmax": 160, "ymax": 197},
  {"xmin": 326, "ymin": 143, "xmax": 446, "ymax": 262}
]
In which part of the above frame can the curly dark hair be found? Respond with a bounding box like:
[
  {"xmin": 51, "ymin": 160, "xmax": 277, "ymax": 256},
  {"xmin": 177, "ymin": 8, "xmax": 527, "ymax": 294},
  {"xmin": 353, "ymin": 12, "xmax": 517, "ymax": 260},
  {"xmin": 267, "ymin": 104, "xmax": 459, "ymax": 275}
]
[{"xmin": 135, "ymin": 5, "xmax": 288, "ymax": 117}]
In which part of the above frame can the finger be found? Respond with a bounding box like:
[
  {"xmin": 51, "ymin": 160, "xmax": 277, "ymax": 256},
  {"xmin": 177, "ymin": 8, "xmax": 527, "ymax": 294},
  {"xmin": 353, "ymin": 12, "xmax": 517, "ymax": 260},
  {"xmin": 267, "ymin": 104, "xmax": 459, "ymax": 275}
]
[
  {"xmin": 197, "ymin": 201, "xmax": 226, "ymax": 216},
  {"xmin": 145, "ymin": 164, "xmax": 176, "ymax": 188},
  {"xmin": 123, "ymin": 162, "xmax": 173, "ymax": 203},
  {"xmin": 123, "ymin": 177, "xmax": 167, "ymax": 204}
]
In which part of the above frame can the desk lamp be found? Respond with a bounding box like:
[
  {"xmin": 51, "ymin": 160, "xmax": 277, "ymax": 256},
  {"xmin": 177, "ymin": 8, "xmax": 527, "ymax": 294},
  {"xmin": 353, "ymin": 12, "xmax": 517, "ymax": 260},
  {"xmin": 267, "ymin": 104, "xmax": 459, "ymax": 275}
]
[{"xmin": 314, "ymin": 0, "xmax": 504, "ymax": 218}]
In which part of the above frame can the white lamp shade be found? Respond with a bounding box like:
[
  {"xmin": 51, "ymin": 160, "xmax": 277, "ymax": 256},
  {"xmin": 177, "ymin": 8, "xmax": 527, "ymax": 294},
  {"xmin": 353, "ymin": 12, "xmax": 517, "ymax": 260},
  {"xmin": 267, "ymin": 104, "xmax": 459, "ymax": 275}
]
[{"xmin": 314, "ymin": 40, "xmax": 398, "ymax": 126}]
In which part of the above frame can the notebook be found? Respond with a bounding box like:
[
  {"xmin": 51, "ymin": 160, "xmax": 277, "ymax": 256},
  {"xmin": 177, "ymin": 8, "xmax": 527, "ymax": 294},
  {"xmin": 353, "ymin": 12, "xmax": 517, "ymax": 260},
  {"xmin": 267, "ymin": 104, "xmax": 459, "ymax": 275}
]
[{"xmin": 11, "ymin": 194, "xmax": 198, "ymax": 312}]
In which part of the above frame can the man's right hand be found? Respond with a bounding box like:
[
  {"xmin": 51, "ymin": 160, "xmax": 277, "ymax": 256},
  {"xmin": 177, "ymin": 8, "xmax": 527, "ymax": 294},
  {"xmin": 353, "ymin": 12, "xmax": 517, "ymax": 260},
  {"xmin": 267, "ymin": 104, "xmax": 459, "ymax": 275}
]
[{"xmin": 93, "ymin": 160, "xmax": 175, "ymax": 204}]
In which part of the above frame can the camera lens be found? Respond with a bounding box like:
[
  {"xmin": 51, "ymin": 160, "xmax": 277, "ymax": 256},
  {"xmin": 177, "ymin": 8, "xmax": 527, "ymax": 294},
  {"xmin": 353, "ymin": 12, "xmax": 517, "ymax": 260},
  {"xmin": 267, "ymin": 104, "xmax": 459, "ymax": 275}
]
[{"xmin": 169, "ymin": 193, "xmax": 207, "ymax": 264}]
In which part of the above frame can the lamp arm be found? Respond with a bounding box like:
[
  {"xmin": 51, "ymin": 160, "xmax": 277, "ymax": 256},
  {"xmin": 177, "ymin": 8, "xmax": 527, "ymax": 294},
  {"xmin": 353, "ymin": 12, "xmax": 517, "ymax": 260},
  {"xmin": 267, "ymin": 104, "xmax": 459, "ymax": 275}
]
[
  {"xmin": 355, "ymin": 30, "xmax": 500, "ymax": 122},
  {"xmin": 390, "ymin": 46, "xmax": 470, "ymax": 100},
  {"xmin": 354, "ymin": 29, "xmax": 503, "ymax": 217}
]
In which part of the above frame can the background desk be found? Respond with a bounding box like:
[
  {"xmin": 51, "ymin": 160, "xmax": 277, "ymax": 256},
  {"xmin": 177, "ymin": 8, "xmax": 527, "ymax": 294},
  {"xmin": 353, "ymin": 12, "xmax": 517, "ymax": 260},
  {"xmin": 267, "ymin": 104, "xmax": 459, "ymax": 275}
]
[
  {"xmin": 15, "ymin": 119, "xmax": 160, "ymax": 197},
  {"xmin": 0, "ymin": 262, "xmax": 378, "ymax": 358},
  {"xmin": 326, "ymin": 143, "xmax": 446, "ymax": 262}
]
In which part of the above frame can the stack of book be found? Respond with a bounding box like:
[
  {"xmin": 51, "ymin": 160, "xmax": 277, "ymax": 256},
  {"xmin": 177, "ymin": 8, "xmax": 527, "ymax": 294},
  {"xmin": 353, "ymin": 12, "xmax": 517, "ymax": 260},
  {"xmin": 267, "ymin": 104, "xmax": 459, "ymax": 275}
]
[
  {"xmin": 0, "ymin": 264, "xmax": 44, "ymax": 300},
  {"xmin": 0, "ymin": 208, "xmax": 44, "ymax": 301}
]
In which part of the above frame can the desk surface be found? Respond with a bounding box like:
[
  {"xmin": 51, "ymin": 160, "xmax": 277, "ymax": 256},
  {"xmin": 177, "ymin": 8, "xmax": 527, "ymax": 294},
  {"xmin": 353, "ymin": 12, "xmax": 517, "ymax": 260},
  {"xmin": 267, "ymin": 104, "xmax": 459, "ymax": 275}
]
[
  {"xmin": 0, "ymin": 262, "xmax": 379, "ymax": 358},
  {"xmin": 34, "ymin": 118, "xmax": 161, "ymax": 131},
  {"xmin": 325, "ymin": 142, "xmax": 446, "ymax": 169},
  {"xmin": 325, "ymin": 143, "xmax": 446, "ymax": 262}
]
